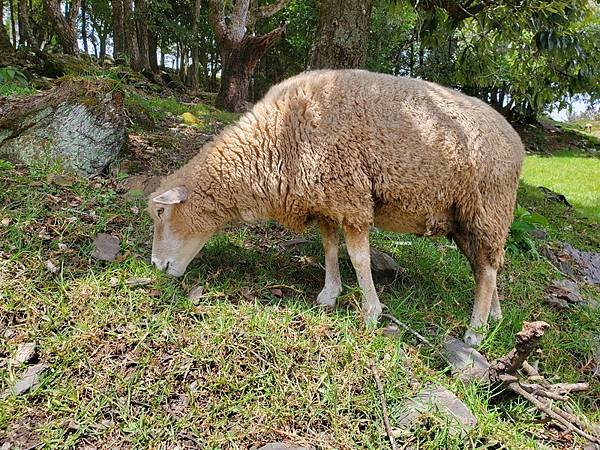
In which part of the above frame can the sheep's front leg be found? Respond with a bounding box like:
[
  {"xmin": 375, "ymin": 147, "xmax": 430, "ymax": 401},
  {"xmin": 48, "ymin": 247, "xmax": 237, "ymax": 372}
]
[
  {"xmin": 464, "ymin": 264, "xmax": 497, "ymax": 347},
  {"xmin": 343, "ymin": 226, "xmax": 382, "ymax": 325},
  {"xmin": 316, "ymin": 220, "xmax": 342, "ymax": 307}
]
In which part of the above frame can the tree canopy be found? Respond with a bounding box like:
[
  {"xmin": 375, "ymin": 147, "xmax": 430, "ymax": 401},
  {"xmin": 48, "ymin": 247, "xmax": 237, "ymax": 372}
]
[{"xmin": 1, "ymin": 0, "xmax": 598, "ymax": 116}]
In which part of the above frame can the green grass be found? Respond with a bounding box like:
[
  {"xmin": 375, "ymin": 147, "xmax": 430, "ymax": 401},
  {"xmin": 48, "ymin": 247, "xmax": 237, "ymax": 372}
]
[
  {"xmin": 1, "ymin": 138, "xmax": 599, "ymax": 447},
  {"xmin": 125, "ymin": 91, "xmax": 238, "ymax": 133},
  {"xmin": 0, "ymin": 82, "xmax": 38, "ymax": 97},
  {"xmin": 521, "ymin": 150, "xmax": 600, "ymax": 220}
]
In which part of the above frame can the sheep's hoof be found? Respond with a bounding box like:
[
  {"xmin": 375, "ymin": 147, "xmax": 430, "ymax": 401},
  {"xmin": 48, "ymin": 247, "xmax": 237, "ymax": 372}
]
[
  {"xmin": 316, "ymin": 289, "xmax": 339, "ymax": 308},
  {"xmin": 363, "ymin": 302, "xmax": 383, "ymax": 328},
  {"xmin": 464, "ymin": 328, "xmax": 484, "ymax": 347}
]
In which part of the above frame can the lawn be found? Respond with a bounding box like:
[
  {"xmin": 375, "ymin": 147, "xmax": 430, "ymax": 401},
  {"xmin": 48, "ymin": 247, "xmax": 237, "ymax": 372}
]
[
  {"xmin": 1, "ymin": 102, "xmax": 599, "ymax": 448},
  {"xmin": 521, "ymin": 150, "xmax": 600, "ymax": 221}
]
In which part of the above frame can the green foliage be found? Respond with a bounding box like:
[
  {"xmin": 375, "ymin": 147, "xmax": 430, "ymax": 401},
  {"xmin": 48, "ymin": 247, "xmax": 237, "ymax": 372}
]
[
  {"xmin": 0, "ymin": 66, "xmax": 28, "ymax": 85},
  {"xmin": 507, "ymin": 205, "xmax": 549, "ymax": 254}
]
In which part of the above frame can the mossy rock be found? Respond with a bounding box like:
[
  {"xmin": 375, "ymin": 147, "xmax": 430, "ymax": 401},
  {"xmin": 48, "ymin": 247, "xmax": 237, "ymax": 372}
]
[{"xmin": 0, "ymin": 78, "xmax": 125, "ymax": 176}]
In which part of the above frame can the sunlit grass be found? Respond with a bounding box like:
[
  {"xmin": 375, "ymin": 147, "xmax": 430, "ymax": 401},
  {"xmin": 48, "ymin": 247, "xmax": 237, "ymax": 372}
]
[{"xmin": 522, "ymin": 150, "xmax": 600, "ymax": 220}]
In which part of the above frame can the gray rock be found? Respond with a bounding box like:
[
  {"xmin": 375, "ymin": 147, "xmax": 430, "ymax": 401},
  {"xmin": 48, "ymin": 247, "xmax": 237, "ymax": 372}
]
[
  {"xmin": 396, "ymin": 385, "xmax": 477, "ymax": 439},
  {"xmin": 341, "ymin": 246, "xmax": 402, "ymax": 283},
  {"xmin": 443, "ymin": 336, "xmax": 490, "ymax": 383},
  {"xmin": 2, "ymin": 363, "xmax": 48, "ymax": 398},
  {"xmin": 91, "ymin": 233, "xmax": 120, "ymax": 261},
  {"xmin": 0, "ymin": 79, "xmax": 124, "ymax": 177}
]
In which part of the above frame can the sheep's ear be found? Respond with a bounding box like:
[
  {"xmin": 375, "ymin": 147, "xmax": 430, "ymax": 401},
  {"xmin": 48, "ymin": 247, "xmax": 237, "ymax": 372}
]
[{"xmin": 152, "ymin": 186, "xmax": 188, "ymax": 205}]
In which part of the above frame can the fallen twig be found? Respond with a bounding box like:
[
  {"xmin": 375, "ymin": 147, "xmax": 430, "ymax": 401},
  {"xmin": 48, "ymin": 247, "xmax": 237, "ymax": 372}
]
[
  {"xmin": 382, "ymin": 313, "xmax": 434, "ymax": 348},
  {"xmin": 370, "ymin": 361, "xmax": 398, "ymax": 450},
  {"xmin": 489, "ymin": 321, "xmax": 600, "ymax": 445}
]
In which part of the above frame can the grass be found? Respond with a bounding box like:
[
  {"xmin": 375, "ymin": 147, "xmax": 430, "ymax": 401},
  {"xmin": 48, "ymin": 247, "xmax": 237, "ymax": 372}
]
[
  {"xmin": 1, "ymin": 112, "xmax": 599, "ymax": 447},
  {"xmin": 0, "ymin": 82, "xmax": 38, "ymax": 97},
  {"xmin": 521, "ymin": 150, "xmax": 600, "ymax": 220}
]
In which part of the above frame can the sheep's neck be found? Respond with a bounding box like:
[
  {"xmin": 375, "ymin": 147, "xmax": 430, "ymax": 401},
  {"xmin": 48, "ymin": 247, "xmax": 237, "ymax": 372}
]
[{"xmin": 202, "ymin": 115, "xmax": 282, "ymax": 225}]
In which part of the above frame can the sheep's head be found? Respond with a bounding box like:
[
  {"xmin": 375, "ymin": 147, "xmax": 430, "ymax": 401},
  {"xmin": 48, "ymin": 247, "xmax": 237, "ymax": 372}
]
[{"xmin": 148, "ymin": 186, "xmax": 215, "ymax": 277}]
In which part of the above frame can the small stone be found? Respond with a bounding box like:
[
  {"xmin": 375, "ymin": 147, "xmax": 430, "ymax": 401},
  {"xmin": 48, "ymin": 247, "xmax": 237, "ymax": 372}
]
[
  {"xmin": 396, "ymin": 384, "xmax": 477, "ymax": 439},
  {"xmin": 91, "ymin": 234, "xmax": 120, "ymax": 261},
  {"xmin": 58, "ymin": 243, "xmax": 68, "ymax": 250},
  {"xmin": 443, "ymin": 336, "xmax": 490, "ymax": 383},
  {"xmin": 109, "ymin": 276, "xmax": 119, "ymax": 287},
  {"xmin": 12, "ymin": 342, "xmax": 36, "ymax": 367},
  {"xmin": 1, "ymin": 217, "xmax": 11, "ymax": 226},
  {"xmin": 270, "ymin": 288, "xmax": 284, "ymax": 298}
]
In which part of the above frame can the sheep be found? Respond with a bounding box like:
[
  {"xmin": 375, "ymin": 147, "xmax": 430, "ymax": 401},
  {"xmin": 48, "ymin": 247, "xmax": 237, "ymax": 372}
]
[
  {"xmin": 584, "ymin": 123, "xmax": 593, "ymax": 133},
  {"xmin": 149, "ymin": 69, "xmax": 524, "ymax": 347}
]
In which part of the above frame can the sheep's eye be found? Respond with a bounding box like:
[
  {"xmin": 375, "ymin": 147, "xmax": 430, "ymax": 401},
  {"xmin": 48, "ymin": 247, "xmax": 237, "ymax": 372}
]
[{"xmin": 156, "ymin": 207, "xmax": 165, "ymax": 218}]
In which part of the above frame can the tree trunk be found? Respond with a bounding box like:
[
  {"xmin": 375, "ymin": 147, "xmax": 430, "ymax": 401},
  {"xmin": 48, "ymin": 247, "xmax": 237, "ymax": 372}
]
[
  {"xmin": 43, "ymin": 0, "xmax": 80, "ymax": 54},
  {"xmin": 148, "ymin": 30, "xmax": 159, "ymax": 73},
  {"xmin": 134, "ymin": 0, "xmax": 151, "ymax": 72},
  {"xmin": 216, "ymin": 27, "xmax": 286, "ymax": 112},
  {"xmin": 122, "ymin": 0, "xmax": 140, "ymax": 70},
  {"xmin": 18, "ymin": 0, "xmax": 37, "ymax": 48},
  {"xmin": 309, "ymin": 0, "xmax": 373, "ymax": 69},
  {"xmin": 111, "ymin": 0, "xmax": 125, "ymax": 60},
  {"xmin": 99, "ymin": 31, "xmax": 107, "ymax": 58},
  {"xmin": 0, "ymin": 0, "xmax": 13, "ymax": 51},
  {"xmin": 189, "ymin": 0, "xmax": 201, "ymax": 91},
  {"xmin": 9, "ymin": 0, "xmax": 17, "ymax": 47},
  {"xmin": 81, "ymin": 0, "xmax": 88, "ymax": 53}
]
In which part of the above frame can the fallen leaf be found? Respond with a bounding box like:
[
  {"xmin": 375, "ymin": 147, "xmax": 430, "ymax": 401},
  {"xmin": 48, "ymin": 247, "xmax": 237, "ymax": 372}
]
[
  {"xmin": 270, "ymin": 288, "xmax": 284, "ymax": 298},
  {"xmin": 12, "ymin": 342, "xmax": 36, "ymax": 367},
  {"xmin": 91, "ymin": 234, "xmax": 120, "ymax": 261},
  {"xmin": 47, "ymin": 173, "xmax": 76, "ymax": 187},
  {"xmin": 109, "ymin": 277, "xmax": 119, "ymax": 287},
  {"xmin": 1, "ymin": 217, "xmax": 10, "ymax": 226},
  {"xmin": 46, "ymin": 260, "xmax": 59, "ymax": 273},
  {"xmin": 58, "ymin": 243, "xmax": 68, "ymax": 251},
  {"xmin": 2, "ymin": 363, "xmax": 48, "ymax": 398},
  {"xmin": 130, "ymin": 206, "xmax": 140, "ymax": 214},
  {"xmin": 188, "ymin": 286, "xmax": 204, "ymax": 303},
  {"xmin": 125, "ymin": 277, "xmax": 152, "ymax": 287}
]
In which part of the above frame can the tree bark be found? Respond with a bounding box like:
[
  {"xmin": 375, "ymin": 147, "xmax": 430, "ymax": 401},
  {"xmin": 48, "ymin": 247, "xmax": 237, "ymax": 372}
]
[
  {"xmin": 18, "ymin": 0, "xmax": 37, "ymax": 48},
  {"xmin": 216, "ymin": 26, "xmax": 286, "ymax": 112},
  {"xmin": 189, "ymin": 0, "xmax": 202, "ymax": 91},
  {"xmin": 309, "ymin": 0, "xmax": 373, "ymax": 69},
  {"xmin": 208, "ymin": 0, "xmax": 290, "ymax": 112},
  {"xmin": 134, "ymin": 0, "xmax": 151, "ymax": 72},
  {"xmin": 81, "ymin": 0, "xmax": 88, "ymax": 54},
  {"xmin": 111, "ymin": 0, "xmax": 125, "ymax": 60},
  {"xmin": 43, "ymin": 0, "xmax": 80, "ymax": 54},
  {"xmin": 122, "ymin": 0, "xmax": 140, "ymax": 69},
  {"xmin": 0, "ymin": 0, "xmax": 13, "ymax": 51},
  {"xmin": 148, "ymin": 30, "xmax": 159, "ymax": 73}
]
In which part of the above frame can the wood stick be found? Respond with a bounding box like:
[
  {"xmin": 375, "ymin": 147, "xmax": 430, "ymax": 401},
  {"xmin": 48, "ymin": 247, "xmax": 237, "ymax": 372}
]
[
  {"xmin": 382, "ymin": 313, "xmax": 434, "ymax": 348},
  {"xmin": 508, "ymin": 382, "xmax": 600, "ymax": 444},
  {"xmin": 370, "ymin": 361, "xmax": 398, "ymax": 450}
]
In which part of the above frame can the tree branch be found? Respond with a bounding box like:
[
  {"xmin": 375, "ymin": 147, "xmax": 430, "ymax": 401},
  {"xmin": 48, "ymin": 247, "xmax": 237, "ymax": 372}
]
[
  {"xmin": 254, "ymin": 0, "xmax": 291, "ymax": 20},
  {"xmin": 207, "ymin": 0, "xmax": 232, "ymax": 50}
]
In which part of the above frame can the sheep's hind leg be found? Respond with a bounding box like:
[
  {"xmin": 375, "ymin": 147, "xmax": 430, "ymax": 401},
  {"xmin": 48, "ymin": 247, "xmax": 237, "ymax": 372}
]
[
  {"xmin": 316, "ymin": 220, "xmax": 342, "ymax": 308},
  {"xmin": 343, "ymin": 225, "xmax": 382, "ymax": 326},
  {"xmin": 464, "ymin": 263, "xmax": 497, "ymax": 347},
  {"xmin": 489, "ymin": 289, "xmax": 502, "ymax": 321}
]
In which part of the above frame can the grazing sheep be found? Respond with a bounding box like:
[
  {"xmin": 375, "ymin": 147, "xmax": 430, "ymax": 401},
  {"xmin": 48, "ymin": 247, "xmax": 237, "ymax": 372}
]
[
  {"xmin": 584, "ymin": 123, "xmax": 593, "ymax": 133},
  {"xmin": 149, "ymin": 69, "xmax": 524, "ymax": 346}
]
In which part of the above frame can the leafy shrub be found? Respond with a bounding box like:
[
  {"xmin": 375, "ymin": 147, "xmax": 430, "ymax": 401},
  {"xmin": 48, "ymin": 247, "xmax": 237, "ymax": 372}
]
[
  {"xmin": 0, "ymin": 66, "xmax": 28, "ymax": 85},
  {"xmin": 507, "ymin": 205, "xmax": 549, "ymax": 254}
]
